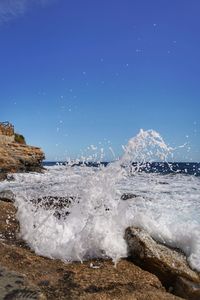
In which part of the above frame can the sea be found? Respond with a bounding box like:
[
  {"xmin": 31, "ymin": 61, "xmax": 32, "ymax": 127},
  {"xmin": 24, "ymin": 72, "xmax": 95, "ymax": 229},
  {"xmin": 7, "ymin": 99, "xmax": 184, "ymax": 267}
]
[
  {"xmin": 0, "ymin": 129, "xmax": 200, "ymax": 271},
  {"xmin": 43, "ymin": 161, "xmax": 200, "ymax": 176}
]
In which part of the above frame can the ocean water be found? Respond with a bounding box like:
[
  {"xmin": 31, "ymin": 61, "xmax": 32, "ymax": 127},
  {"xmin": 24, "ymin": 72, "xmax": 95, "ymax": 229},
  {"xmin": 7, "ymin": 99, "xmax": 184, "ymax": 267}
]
[
  {"xmin": 43, "ymin": 161, "xmax": 200, "ymax": 176},
  {"xmin": 0, "ymin": 130, "xmax": 200, "ymax": 271}
]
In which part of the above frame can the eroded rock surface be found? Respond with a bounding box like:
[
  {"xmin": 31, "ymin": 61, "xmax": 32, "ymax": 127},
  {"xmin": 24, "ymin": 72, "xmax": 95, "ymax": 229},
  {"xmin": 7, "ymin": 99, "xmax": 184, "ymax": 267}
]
[
  {"xmin": 30, "ymin": 195, "xmax": 77, "ymax": 219},
  {"xmin": 121, "ymin": 193, "xmax": 138, "ymax": 200},
  {"xmin": 0, "ymin": 200, "xmax": 183, "ymax": 299},
  {"xmin": 175, "ymin": 277, "xmax": 200, "ymax": 300},
  {"xmin": 125, "ymin": 227, "xmax": 200, "ymax": 299},
  {"xmin": 0, "ymin": 265, "xmax": 46, "ymax": 300},
  {"xmin": 0, "ymin": 142, "xmax": 44, "ymax": 174},
  {"xmin": 0, "ymin": 242, "xmax": 182, "ymax": 300},
  {"xmin": 0, "ymin": 190, "xmax": 15, "ymax": 203}
]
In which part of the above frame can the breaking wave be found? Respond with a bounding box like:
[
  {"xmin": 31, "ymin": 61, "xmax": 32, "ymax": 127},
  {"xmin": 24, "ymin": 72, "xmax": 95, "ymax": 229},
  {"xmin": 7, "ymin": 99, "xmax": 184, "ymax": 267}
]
[{"xmin": 1, "ymin": 129, "xmax": 200, "ymax": 271}]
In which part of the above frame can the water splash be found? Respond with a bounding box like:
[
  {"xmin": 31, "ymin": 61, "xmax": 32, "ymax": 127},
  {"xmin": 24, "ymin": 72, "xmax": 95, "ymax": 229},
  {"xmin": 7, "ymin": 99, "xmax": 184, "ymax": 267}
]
[
  {"xmin": 121, "ymin": 129, "xmax": 172, "ymax": 166},
  {"xmin": 1, "ymin": 129, "xmax": 200, "ymax": 271}
]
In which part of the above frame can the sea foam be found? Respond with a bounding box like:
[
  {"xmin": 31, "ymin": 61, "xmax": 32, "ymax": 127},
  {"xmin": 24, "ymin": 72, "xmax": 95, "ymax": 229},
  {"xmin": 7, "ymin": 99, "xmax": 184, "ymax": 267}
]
[{"xmin": 1, "ymin": 129, "xmax": 200, "ymax": 271}]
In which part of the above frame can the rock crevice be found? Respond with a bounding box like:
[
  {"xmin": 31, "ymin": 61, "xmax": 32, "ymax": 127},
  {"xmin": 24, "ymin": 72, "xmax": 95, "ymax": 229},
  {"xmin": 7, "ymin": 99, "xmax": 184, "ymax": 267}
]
[{"xmin": 125, "ymin": 227, "xmax": 200, "ymax": 300}]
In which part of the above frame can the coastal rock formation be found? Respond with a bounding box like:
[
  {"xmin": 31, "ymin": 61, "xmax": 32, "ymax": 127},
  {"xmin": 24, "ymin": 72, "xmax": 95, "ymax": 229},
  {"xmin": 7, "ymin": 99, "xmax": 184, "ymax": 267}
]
[
  {"xmin": 0, "ymin": 198, "xmax": 183, "ymax": 300},
  {"xmin": 125, "ymin": 227, "xmax": 200, "ymax": 299},
  {"xmin": 0, "ymin": 122, "xmax": 44, "ymax": 175},
  {"xmin": 0, "ymin": 190, "xmax": 15, "ymax": 202},
  {"xmin": 0, "ymin": 266, "xmax": 46, "ymax": 300},
  {"xmin": 0, "ymin": 142, "xmax": 44, "ymax": 173}
]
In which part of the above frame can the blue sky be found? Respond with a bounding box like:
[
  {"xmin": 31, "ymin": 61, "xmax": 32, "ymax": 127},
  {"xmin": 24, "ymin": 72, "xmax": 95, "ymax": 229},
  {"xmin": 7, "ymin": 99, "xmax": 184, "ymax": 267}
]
[{"xmin": 0, "ymin": 0, "xmax": 200, "ymax": 161}]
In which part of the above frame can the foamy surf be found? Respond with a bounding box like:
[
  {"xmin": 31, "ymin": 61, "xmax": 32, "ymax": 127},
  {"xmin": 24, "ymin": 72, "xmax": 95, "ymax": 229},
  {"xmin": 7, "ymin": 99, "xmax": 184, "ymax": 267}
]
[{"xmin": 0, "ymin": 130, "xmax": 200, "ymax": 271}]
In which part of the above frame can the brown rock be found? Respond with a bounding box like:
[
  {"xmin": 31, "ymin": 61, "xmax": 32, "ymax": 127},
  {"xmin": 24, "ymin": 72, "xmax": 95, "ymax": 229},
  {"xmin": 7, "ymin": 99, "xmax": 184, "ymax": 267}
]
[
  {"xmin": 0, "ymin": 201, "xmax": 183, "ymax": 299},
  {"xmin": 0, "ymin": 265, "xmax": 46, "ymax": 300},
  {"xmin": 0, "ymin": 200, "xmax": 19, "ymax": 244},
  {"xmin": 0, "ymin": 122, "xmax": 44, "ymax": 174},
  {"xmin": 0, "ymin": 172, "xmax": 7, "ymax": 181},
  {"xmin": 0, "ymin": 242, "xmax": 182, "ymax": 300},
  {"xmin": 125, "ymin": 227, "xmax": 200, "ymax": 299},
  {"xmin": 0, "ymin": 142, "xmax": 45, "ymax": 174},
  {"xmin": 175, "ymin": 277, "xmax": 200, "ymax": 300}
]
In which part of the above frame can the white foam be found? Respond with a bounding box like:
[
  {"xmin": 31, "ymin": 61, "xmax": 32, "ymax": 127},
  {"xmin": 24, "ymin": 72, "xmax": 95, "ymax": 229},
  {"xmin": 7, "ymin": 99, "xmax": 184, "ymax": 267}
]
[{"xmin": 1, "ymin": 129, "xmax": 200, "ymax": 271}]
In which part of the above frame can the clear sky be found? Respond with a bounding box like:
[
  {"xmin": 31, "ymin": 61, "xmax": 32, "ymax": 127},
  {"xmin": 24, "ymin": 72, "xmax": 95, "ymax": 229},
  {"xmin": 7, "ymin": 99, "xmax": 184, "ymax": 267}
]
[{"xmin": 0, "ymin": 0, "xmax": 200, "ymax": 161}]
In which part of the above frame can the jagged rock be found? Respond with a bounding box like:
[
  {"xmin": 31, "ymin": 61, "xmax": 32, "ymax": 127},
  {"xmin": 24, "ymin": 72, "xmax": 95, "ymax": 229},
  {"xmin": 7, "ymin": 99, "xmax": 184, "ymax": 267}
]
[
  {"xmin": 0, "ymin": 265, "xmax": 46, "ymax": 300},
  {"xmin": 0, "ymin": 201, "xmax": 183, "ymax": 299},
  {"xmin": 0, "ymin": 121, "xmax": 44, "ymax": 175},
  {"xmin": 0, "ymin": 172, "xmax": 7, "ymax": 181},
  {"xmin": 0, "ymin": 201, "xmax": 20, "ymax": 244},
  {"xmin": 121, "ymin": 193, "xmax": 138, "ymax": 200},
  {"xmin": 0, "ymin": 142, "xmax": 44, "ymax": 174},
  {"xmin": 30, "ymin": 195, "xmax": 78, "ymax": 219},
  {"xmin": 0, "ymin": 242, "xmax": 183, "ymax": 300},
  {"xmin": 125, "ymin": 227, "xmax": 200, "ymax": 299},
  {"xmin": 0, "ymin": 190, "xmax": 15, "ymax": 202},
  {"xmin": 31, "ymin": 195, "xmax": 76, "ymax": 210},
  {"xmin": 175, "ymin": 277, "xmax": 200, "ymax": 300}
]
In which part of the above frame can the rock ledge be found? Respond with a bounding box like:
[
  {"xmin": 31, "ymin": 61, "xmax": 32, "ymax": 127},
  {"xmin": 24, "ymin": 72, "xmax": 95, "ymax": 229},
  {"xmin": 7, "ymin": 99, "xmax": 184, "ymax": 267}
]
[{"xmin": 125, "ymin": 227, "xmax": 200, "ymax": 300}]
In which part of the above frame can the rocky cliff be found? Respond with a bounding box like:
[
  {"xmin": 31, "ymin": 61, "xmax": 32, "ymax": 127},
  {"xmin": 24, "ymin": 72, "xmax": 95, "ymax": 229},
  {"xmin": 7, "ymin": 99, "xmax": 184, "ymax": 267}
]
[
  {"xmin": 0, "ymin": 122, "xmax": 45, "ymax": 177},
  {"xmin": 0, "ymin": 143, "xmax": 44, "ymax": 174}
]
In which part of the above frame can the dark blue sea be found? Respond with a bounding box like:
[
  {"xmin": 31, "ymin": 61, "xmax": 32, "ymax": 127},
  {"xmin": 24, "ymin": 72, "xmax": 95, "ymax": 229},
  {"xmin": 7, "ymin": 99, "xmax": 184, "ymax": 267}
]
[{"xmin": 43, "ymin": 161, "xmax": 200, "ymax": 176}]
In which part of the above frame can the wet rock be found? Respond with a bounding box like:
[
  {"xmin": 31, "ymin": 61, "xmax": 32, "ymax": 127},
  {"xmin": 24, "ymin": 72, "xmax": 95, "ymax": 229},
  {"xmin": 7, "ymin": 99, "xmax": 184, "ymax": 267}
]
[
  {"xmin": 0, "ymin": 241, "xmax": 183, "ymax": 300},
  {"xmin": 0, "ymin": 172, "xmax": 7, "ymax": 182},
  {"xmin": 31, "ymin": 195, "xmax": 76, "ymax": 210},
  {"xmin": 0, "ymin": 201, "xmax": 22, "ymax": 246},
  {"xmin": 125, "ymin": 227, "xmax": 200, "ymax": 299},
  {"xmin": 121, "ymin": 193, "xmax": 138, "ymax": 200},
  {"xmin": 30, "ymin": 195, "xmax": 78, "ymax": 219},
  {"xmin": 6, "ymin": 174, "xmax": 15, "ymax": 181},
  {"xmin": 0, "ymin": 190, "xmax": 15, "ymax": 202},
  {"xmin": 0, "ymin": 199, "xmax": 183, "ymax": 299},
  {"xmin": 31, "ymin": 195, "xmax": 111, "ymax": 218},
  {"xmin": 175, "ymin": 277, "xmax": 200, "ymax": 300},
  {"xmin": 0, "ymin": 265, "xmax": 46, "ymax": 300},
  {"xmin": 38, "ymin": 280, "xmax": 50, "ymax": 287}
]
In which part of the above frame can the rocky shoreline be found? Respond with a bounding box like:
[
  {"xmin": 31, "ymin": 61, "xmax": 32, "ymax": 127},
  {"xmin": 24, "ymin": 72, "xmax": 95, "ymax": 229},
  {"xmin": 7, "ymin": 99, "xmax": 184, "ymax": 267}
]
[
  {"xmin": 0, "ymin": 142, "xmax": 44, "ymax": 176},
  {"xmin": 0, "ymin": 122, "xmax": 44, "ymax": 177},
  {"xmin": 0, "ymin": 126, "xmax": 199, "ymax": 299},
  {"xmin": 0, "ymin": 190, "xmax": 199, "ymax": 299}
]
